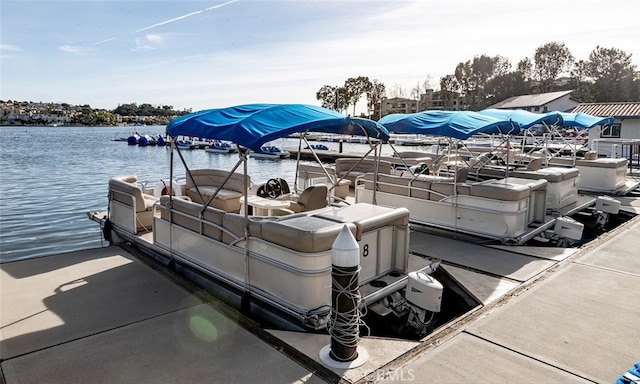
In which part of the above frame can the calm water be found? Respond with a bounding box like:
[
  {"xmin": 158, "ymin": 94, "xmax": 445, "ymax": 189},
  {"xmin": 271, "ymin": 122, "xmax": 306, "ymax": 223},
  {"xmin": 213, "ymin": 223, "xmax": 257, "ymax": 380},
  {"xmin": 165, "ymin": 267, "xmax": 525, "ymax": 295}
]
[{"xmin": 0, "ymin": 126, "xmax": 401, "ymax": 263}]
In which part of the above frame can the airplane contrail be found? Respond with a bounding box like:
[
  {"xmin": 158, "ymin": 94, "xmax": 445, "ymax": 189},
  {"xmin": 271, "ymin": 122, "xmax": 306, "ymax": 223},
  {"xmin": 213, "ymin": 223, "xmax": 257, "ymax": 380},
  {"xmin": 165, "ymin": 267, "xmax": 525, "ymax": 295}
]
[
  {"xmin": 91, "ymin": 38, "xmax": 117, "ymax": 46},
  {"xmin": 135, "ymin": 0, "xmax": 239, "ymax": 33}
]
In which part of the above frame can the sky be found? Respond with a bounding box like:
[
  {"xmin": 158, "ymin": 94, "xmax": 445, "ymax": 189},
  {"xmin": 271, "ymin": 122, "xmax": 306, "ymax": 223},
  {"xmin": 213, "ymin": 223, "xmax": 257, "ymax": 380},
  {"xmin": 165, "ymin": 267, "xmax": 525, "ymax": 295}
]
[{"xmin": 1, "ymin": 0, "xmax": 639, "ymax": 115}]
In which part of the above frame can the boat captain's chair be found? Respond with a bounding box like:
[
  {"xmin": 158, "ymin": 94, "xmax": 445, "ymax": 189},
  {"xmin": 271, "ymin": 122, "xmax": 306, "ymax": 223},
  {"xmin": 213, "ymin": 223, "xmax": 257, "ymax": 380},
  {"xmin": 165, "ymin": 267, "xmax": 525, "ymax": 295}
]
[{"xmin": 276, "ymin": 185, "xmax": 328, "ymax": 214}]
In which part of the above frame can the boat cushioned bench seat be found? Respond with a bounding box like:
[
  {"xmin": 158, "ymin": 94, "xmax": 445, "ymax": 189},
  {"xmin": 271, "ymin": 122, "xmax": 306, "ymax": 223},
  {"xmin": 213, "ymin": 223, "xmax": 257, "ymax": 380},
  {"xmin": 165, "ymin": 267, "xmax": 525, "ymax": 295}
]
[
  {"xmin": 315, "ymin": 203, "xmax": 409, "ymax": 241},
  {"xmin": 362, "ymin": 172, "xmax": 545, "ymax": 202},
  {"xmin": 185, "ymin": 169, "xmax": 250, "ymax": 213},
  {"xmin": 110, "ymin": 175, "xmax": 160, "ymax": 211},
  {"xmin": 470, "ymin": 178, "xmax": 547, "ymax": 201},
  {"xmin": 377, "ymin": 154, "xmax": 433, "ymax": 168},
  {"xmin": 477, "ymin": 166, "xmax": 579, "ymax": 183},
  {"xmin": 261, "ymin": 216, "xmax": 354, "ymax": 253},
  {"xmin": 160, "ymin": 195, "xmax": 353, "ymax": 252},
  {"xmin": 298, "ymin": 163, "xmax": 351, "ymax": 198},
  {"xmin": 575, "ymin": 158, "xmax": 627, "ymax": 168},
  {"xmin": 335, "ymin": 158, "xmax": 393, "ymax": 185},
  {"xmin": 393, "ymin": 151, "xmax": 435, "ymax": 162},
  {"xmin": 109, "ymin": 175, "xmax": 159, "ymax": 232},
  {"xmin": 160, "ymin": 195, "xmax": 226, "ymax": 241},
  {"xmin": 512, "ymin": 167, "xmax": 578, "ymax": 182},
  {"xmin": 362, "ymin": 173, "xmax": 455, "ymax": 200}
]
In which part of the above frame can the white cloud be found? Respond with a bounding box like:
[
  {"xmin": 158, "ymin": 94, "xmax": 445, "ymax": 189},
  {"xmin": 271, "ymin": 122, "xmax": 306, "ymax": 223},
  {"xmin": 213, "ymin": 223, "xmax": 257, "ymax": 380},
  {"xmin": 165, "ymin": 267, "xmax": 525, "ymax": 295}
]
[
  {"xmin": 145, "ymin": 34, "xmax": 163, "ymax": 44},
  {"xmin": 58, "ymin": 45, "xmax": 90, "ymax": 55},
  {"xmin": 0, "ymin": 43, "xmax": 23, "ymax": 59},
  {"xmin": 1, "ymin": 44, "xmax": 22, "ymax": 52}
]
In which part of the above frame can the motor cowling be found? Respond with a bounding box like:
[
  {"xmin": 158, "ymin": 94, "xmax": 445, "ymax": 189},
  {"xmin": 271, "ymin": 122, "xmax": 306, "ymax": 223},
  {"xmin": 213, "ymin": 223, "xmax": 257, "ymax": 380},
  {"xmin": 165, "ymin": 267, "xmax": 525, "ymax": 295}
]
[
  {"xmin": 405, "ymin": 271, "xmax": 443, "ymax": 336},
  {"xmin": 406, "ymin": 271, "xmax": 443, "ymax": 313}
]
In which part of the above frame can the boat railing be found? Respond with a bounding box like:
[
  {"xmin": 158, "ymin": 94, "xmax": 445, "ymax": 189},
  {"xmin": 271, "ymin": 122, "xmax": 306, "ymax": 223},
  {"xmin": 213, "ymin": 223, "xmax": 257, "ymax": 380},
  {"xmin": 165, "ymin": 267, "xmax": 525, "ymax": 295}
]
[{"xmin": 358, "ymin": 172, "xmax": 536, "ymax": 212}]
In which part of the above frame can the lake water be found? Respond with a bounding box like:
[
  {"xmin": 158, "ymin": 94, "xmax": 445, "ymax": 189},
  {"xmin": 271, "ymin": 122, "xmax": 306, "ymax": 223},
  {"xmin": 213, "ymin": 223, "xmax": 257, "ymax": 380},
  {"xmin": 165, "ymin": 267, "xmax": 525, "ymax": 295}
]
[{"xmin": 0, "ymin": 126, "xmax": 403, "ymax": 263}]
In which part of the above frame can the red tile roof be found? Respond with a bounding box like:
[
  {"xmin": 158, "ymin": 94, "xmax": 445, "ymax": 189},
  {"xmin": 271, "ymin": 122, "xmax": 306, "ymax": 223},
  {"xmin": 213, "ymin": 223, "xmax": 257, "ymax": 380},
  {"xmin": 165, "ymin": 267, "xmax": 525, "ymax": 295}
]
[{"xmin": 572, "ymin": 102, "xmax": 640, "ymax": 118}]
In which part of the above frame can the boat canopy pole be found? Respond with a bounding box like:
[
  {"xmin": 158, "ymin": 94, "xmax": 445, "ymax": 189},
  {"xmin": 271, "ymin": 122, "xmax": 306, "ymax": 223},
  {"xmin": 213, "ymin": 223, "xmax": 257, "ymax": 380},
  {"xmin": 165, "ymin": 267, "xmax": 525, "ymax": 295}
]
[
  {"xmin": 504, "ymin": 135, "xmax": 510, "ymax": 179},
  {"xmin": 241, "ymin": 148, "xmax": 251, "ymax": 312},
  {"xmin": 168, "ymin": 137, "xmax": 176, "ymax": 266},
  {"xmin": 200, "ymin": 158, "xmax": 245, "ymax": 214},
  {"xmin": 372, "ymin": 143, "xmax": 383, "ymax": 204},
  {"xmin": 298, "ymin": 135, "xmax": 343, "ymax": 197},
  {"xmin": 451, "ymin": 137, "xmax": 460, "ymax": 234},
  {"xmin": 333, "ymin": 145, "xmax": 377, "ymax": 187},
  {"xmin": 169, "ymin": 138, "xmax": 175, "ymax": 206},
  {"xmin": 294, "ymin": 134, "xmax": 304, "ymax": 192}
]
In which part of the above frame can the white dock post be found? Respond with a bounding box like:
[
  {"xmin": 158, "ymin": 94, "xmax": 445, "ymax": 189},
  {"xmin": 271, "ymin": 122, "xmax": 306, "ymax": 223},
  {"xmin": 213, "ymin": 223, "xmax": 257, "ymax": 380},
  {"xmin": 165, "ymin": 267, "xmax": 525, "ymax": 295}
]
[{"xmin": 319, "ymin": 225, "xmax": 368, "ymax": 369}]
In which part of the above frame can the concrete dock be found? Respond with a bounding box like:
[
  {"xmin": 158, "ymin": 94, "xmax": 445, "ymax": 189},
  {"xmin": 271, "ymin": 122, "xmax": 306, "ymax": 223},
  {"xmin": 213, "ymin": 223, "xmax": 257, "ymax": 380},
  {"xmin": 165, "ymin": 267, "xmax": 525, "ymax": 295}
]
[{"xmin": 2, "ymin": 215, "xmax": 639, "ymax": 383}]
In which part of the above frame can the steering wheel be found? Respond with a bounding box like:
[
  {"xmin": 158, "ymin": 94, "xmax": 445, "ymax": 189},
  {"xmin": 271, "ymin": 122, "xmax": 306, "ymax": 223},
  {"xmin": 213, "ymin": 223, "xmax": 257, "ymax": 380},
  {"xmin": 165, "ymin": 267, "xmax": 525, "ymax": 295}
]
[{"xmin": 264, "ymin": 178, "xmax": 283, "ymax": 198}]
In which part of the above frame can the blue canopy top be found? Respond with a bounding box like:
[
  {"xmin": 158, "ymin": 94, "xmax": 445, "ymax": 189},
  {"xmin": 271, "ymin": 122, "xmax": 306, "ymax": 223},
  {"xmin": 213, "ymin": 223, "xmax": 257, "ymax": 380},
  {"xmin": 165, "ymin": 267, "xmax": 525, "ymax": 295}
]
[
  {"xmin": 478, "ymin": 109, "xmax": 563, "ymax": 129},
  {"xmin": 378, "ymin": 110, "xmax": 520, "ymax": 140},
  {"xmin": 166, "ymin": 104, "xmax": 389, "ymax": 151},
  {"xmin": 556, "ymin": 112, "xmax": 614, "ymax": 129}
]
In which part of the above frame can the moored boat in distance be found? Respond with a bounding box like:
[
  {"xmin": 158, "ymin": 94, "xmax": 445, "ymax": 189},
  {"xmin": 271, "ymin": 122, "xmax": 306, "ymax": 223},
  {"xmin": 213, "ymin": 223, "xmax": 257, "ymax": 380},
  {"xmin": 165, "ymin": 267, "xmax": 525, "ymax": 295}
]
[
  {"xmin": 249, "ymin": 145, "xmax": 291, "ymax": 159},
  {"xmin": 175, "ymin": 138, "xmax": 198, "ymax": 149},
  {"xmin": 205, "ymin": 140, "xmax": 237, "ymax": 154},
  {"xmin": 127, "ymin": 134, "xmax": 139, "ymax": 145}
]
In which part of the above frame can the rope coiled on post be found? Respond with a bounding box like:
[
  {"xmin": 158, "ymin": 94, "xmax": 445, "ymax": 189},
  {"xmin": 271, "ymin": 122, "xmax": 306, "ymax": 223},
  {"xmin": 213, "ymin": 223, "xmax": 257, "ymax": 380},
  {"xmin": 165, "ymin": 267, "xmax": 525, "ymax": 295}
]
[{"xmin": 326, "ymin": 264, "xmax": 370, "ymax": 356}]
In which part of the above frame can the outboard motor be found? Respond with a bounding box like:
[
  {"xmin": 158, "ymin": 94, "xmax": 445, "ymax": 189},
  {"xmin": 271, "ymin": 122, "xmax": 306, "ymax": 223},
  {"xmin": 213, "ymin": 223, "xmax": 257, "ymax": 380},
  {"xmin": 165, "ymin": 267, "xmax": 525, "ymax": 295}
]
[
  {"xmin": 536, "ymin": 216, "xmax": 585, "ymax": 247},
  {"xmin": 593, "ymin": 195, "xmax": 621, "ymax": 228},
  {"xmin": 405, "ymin": 271, "xmax": 443, "ymax": 336},
  {"xmin": 553, "ymin": 216, "xmax": 585, "ymax": 246},
  {"xmin": 367, "ymin": 263, "xmax": 443, "ymax": 337}
]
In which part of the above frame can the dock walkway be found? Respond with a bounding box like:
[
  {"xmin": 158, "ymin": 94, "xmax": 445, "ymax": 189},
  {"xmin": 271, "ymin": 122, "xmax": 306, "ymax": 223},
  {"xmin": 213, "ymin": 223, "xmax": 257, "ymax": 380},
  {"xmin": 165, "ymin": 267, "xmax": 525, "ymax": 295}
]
[{"xmin": 2, "ymin": 216, "xmax": 639, "ymax": 383}]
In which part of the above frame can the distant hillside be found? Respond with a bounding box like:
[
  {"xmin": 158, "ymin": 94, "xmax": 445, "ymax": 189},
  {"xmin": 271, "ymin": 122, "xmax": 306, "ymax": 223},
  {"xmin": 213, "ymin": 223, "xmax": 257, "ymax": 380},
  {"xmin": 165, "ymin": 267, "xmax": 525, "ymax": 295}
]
[{"xmin": 0, "ymin": 100, "xmax": 191, "ymax": 126}]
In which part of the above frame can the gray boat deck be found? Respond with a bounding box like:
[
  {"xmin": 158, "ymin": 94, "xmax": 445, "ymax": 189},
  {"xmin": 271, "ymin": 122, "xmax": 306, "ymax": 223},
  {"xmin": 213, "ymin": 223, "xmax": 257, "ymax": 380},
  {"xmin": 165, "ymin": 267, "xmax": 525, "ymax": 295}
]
[{"xmin": 2, "ymin": 216, "xmax": 639, "ymax": 383}]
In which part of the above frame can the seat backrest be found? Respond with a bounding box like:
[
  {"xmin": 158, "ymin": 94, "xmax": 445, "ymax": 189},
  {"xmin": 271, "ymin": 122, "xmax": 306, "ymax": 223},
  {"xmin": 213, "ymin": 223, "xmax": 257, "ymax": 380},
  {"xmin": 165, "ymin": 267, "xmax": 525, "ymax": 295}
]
[
  {"xmin": 584, "ymin": 151, "xmax": 598, "ymax": 160},
  {"xmin": 526, "ymin": 158, "xmax": 543, "ymax": 171},
  {"xmin": 109, "ymin": 175, "xmax": 146, "ymax": 212},
  {"xmin": 454, "ymin": 167, "xmax": 468, "ymax": 183},
  {"xmin": 297, "ymin": 185, "xmax": 328, "ymax": 211}
]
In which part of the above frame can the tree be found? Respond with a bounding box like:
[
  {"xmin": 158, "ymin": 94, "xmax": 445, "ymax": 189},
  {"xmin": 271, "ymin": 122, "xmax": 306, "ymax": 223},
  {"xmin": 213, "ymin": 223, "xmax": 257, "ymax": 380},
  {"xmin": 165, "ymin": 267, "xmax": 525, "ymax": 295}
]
[
  {"xmin": 344, "ymin": 76, "xmax": 372, "ymax": 116},
  {"xmin": 315, "ymin": 85, "xmax": 350, "ymax": 113},
  {"xmin": 480, "ymin": 55, "xmax": 514, "ymax": 107},
  {"xmin": 316, "ymin": 85, "xmax": 337, "ymax": 110},
  {"xmin": 388, "ymin": 83, "xmax": 407, "ymax": 99},
  {"xmin": 570, "ymin": 60, "xmax": 595, "ymax": 102},
  {"xmin": 138, "ymin": 103, "xmax": 155, "ymax": 116},
  {"xmin": 113, "ymin": 103, "xmax": 139, "ymax": 116},
  {"xmin": 366, "ymin": 79, "xmax": 386, "ymax": 119},
  {"xmin": 631, "ymin": 77, "xmax": 640, "ymax": 101},
  {"xmin": 516, "ymin": 58, "xmax": 533, "ymax": 83},
  {"xmin": 411, "ymin": 76, "xmax": 433, "ymax": 111},
  {"xmin": 439, "ymin": 75, "xmax": 459, "ymax": 110},
  {"xmin": 587, "ymin": 46, "xmax": 638, "ymax": 102},
  {"xmin": 485, "ymin": 72, "xmax": 528, "ymax": 106},
  {"xmin": 533, "ymin": 42, "xmax": 574, "ymax": 93},
  {"xmin": 454, "ymin": 54, "xmax": 509, "ymax": 110}
]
